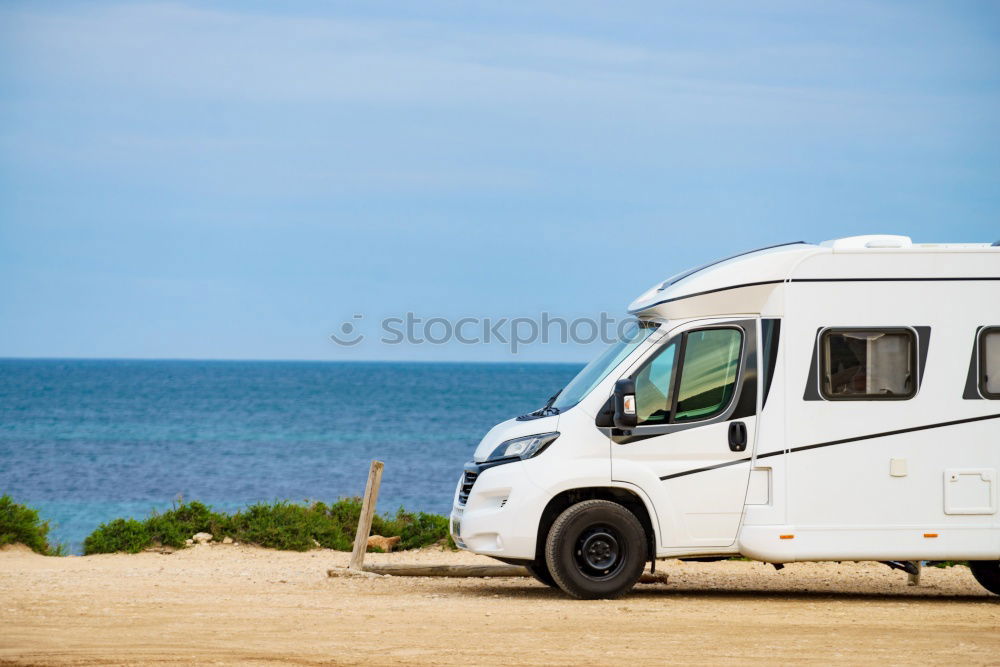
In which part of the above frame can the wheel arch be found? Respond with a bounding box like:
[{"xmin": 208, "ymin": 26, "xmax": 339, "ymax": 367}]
[{"xmin": 534, "ymin": 486, "xmax": 656, "ymax": 564}]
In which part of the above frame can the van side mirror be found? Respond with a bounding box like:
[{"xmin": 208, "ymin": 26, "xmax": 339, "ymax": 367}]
[{"xmin": 613, "ymin": 378, "xmax": 637, "ymax": 429}]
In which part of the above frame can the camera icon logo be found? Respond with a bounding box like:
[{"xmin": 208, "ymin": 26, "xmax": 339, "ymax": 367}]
[{"xmin": 330, "ymin": 314, "xmax": 364, "ymax": 346}]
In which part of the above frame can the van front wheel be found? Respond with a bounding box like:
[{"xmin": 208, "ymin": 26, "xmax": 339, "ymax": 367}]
[
  {"xmin": 969, "ymin": 560, "xmax": 1000, "ymax": 595},
  {"xmin": 544, "ymin": 499, "xmax": 646, "ymax": 599}
]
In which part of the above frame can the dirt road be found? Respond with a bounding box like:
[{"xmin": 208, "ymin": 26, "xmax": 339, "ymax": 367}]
[{"xmin": 1, "ymin": 544, "xmax": 998, "ymax": 665}]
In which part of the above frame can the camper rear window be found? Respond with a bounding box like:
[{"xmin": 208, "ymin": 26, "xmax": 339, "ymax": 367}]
[
  {"xmin": 820, "ymin": 329, "xmax": 916, "ymax": 400},
  {"xmin": 981, "ymin": 327, "xmax": 1000, "ymax": 399}
]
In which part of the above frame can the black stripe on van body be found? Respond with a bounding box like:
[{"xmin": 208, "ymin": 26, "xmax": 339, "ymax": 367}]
[
  {"xmin": 658, "ymin": 412, "xmax": 1000, "ymax": 481},
  {"xmin": 632, "ymin": 276, "xmax": 1000, "ymax": 313},
  {"xmin": 659, "ymin": 456, "xmax": 752, "ymax": 480},
  {"xmin": 784, "ymin": 412, "xmax": 1000, "ymax": 455}
]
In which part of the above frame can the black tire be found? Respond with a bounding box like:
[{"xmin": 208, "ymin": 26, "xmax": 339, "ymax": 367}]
[
  {"xmin": 969, "ymin": 560, "xmax": 1000, "ymax": 595},
  {"xmin": 525, "ymin": 560, "xmax": 557, "ymax": 588},
  {"xmin": 544, "ymin": 499, "xmax": 647, "ymax": 599}
]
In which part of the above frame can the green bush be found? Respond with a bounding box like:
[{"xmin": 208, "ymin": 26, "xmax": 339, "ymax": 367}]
[
  {"xmin": 374, "ymin": 506, "xmax": 453, "ymax": 550},
  {"xmin": 83, "ymin": 518, "xmax": 151, "ymax": 555},
  {"xmin": 144, "ymin": 501, "xmax": 229, "ymax": 548},
  {"xmin": 322, "ymin": 497, "xmax": 364, "ymax": 529},
  {"xmin": 81, "ymin": 497, "xmax": 452, "ymax": 554},
  {"xmin": 0, "ymin": 495, "xmax": 66, "ymax": 556},
  {"xmin": 227, "ymin": 501, "xmax": 353, "ymax": 551},
  {"xmin": 84, "ymin": 501, "xmax": 231, "ymax": 554}
]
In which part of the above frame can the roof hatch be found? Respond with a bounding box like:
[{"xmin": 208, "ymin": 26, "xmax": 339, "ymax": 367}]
[{"xmin": 821, "ymin": 235, "xmax": 912, "ymax": 250}]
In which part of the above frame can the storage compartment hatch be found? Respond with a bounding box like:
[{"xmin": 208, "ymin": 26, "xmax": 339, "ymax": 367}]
[{"xmin": 943, "ymin": 468, "xmax": 996, "ymax": 515}]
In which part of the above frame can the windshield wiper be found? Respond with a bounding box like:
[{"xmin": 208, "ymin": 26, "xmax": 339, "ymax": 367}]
[
  {"xmin": 517, "ymin": 392, "xmax": 561, "ymax": 420},
  {"xmin": 537, "ymin": 392, "xmax": 561, "ymax": 416}
]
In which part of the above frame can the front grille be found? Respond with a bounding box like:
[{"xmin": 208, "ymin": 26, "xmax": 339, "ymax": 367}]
[{"xmin": 458, "ymin": 470, "xmax": 478, "ymax": 505}]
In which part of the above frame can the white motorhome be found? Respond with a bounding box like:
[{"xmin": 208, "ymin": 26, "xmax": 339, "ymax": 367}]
[{"xmin": 450, "ymin": 235, "xmax": 1000, "ymax": 599}]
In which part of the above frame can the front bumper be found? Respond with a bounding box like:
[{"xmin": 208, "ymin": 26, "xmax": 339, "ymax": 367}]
[{"xmin": 449, "ymin": 459, "xmax": 548, "ymax": 560}]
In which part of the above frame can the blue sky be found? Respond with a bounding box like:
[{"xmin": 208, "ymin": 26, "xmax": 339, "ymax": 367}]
[{"xmin": 1, "ymin": 1, "xmax": 998, "ymax": 362}]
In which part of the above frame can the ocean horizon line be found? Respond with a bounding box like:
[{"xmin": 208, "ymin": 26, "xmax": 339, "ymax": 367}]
[{"xmin": 0, "ymin": 356, "xmax": 586, "ymax": 366}]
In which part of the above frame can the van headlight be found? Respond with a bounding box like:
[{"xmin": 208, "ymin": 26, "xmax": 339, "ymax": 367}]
[{"xmin": 487, "ymin": 432, "xmax": 559, "ymax": 462}]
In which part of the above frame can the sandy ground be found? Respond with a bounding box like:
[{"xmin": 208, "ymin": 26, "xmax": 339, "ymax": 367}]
[{"xmin": 1, "ymin": 544, "xmax": 998, "ymax": 666}]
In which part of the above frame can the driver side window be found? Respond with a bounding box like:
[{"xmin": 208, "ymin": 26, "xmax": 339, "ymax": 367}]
[
  {"xmin": 634, "ymin": 327, "xmax": 743, "ymax": 426},
  {"xmin": 675, "ymin": 328, "xmax": 743, "ymax": 421}
]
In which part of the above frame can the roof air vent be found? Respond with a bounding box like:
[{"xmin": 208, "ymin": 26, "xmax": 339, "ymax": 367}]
[{"xmin": 822, "ymin": 235, "xmax": 912, "ymax": 250}]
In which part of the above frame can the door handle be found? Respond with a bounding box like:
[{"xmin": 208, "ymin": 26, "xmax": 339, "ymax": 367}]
[{"xmin": 728, "ymin": 421, "xmax": 747, "ymax": 452}]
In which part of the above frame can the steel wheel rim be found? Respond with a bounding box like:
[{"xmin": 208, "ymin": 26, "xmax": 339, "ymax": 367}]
[{"xmin": 574, "ymin": 524, "xmax": 626, "ymax": 580}]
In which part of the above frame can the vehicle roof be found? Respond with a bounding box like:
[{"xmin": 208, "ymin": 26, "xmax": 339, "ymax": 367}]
[{"xmin": 628, "ymin": 235, "xmax": 999, "ymax": 318}]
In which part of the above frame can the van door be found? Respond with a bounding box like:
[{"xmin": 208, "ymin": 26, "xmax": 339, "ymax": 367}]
[{"xmin": 610, "ymin": 318, "xmax": 759, "ymax": 549}]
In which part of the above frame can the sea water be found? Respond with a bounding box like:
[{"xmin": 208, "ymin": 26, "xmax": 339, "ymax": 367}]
[{"xmin": 0, "ymin": 359, "xmax": 580, "ymax": 553}]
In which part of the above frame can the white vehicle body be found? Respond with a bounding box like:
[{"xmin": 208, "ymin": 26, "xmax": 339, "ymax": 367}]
[{"xmin": 450, "ymin": 236, "xmax": 1000, "ymax": 584}]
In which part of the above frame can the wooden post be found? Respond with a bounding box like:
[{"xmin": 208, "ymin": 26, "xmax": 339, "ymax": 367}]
[
  {"xmin": 349, "ymin": 460, "xmax": 384, "ymax": 570},
  {"xmin": 361, "ymin": 564, "xmax": 530, "ymax": 578},
  {"xmin": 907, "ymin": 561, "xmax": 922, "ymax": 586},
  {"xmin": 351, "ymin": 563, "xmax": 670, "ymax": 584}
]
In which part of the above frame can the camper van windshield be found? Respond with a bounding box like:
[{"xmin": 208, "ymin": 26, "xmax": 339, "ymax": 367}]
[{"xmin": 550, "ymin": 321, "xmax": 659, "ymax": 412}]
